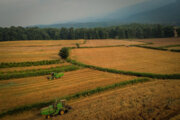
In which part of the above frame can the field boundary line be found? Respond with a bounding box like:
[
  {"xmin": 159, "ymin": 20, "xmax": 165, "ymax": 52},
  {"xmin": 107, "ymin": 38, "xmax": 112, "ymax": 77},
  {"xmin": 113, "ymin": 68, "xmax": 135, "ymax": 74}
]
[
  {"xmin": 73, "ymin": 40, "xmax": 180, "ymax": 53},
  {"xmin": 0, "ymin": 78, "xmax": 150, "ymax": 118},
  {"xmin": 0, "ymin": 59, "xmax": 64, "ymax": 68},
  {"xmin": 0, "ymin": 65, "xmax": 80, "ymax": 80},
  {"xmin": 130, "ymin": 45, "xmax": 180, "ymax": 52},
  {"xmin": 67, "ymin": 59, "xmax": 180, "ymax": 79}
]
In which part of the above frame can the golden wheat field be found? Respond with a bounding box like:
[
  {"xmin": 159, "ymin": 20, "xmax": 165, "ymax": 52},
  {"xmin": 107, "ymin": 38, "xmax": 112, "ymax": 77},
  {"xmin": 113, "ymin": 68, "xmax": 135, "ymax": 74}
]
[
  {"xmin": 0, "ymin": 40, "xmax": 84, "ymax": 62},
  {"xmin": 0, "ymin": 38, "xmax": 180, "ymax": 120},
  {"xmin": 136, "ymin": 38, "xmax": 180, "ymax": 47},
  {"xmin": 0, "ymin": 63, "xmax": 70, "ymax": 73},
  {"xmin": 0, "ymin": 68, "xmax": 137, "ymax": 112},
  {"xmin": 71, "ymin": 46, "xmax": 180, "ymax": 74},
  {"xmin": 81, "ymin": 39, "xmax": 144, "ymax": 47},
  {"xmin": 1, "ymin": 80, "xmax": 180, "ymax": 120}
]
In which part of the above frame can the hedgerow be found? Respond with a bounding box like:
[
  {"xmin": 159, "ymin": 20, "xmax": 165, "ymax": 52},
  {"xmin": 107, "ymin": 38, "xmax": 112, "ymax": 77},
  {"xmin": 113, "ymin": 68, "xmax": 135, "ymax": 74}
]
[
  {"xmin": 0, "ymin": 59, "xmax": 63, "ymax": 68},
  {"xmin": 0, "ymin": 65, "xmax": 80, "ymax": 80},
  {"xmin": 0, "ymin": 78, "xmax": 149, "ymax": 118},
  {"xmin": 67, "ymin": 59, "xmax": 180, "ymax": 79}
]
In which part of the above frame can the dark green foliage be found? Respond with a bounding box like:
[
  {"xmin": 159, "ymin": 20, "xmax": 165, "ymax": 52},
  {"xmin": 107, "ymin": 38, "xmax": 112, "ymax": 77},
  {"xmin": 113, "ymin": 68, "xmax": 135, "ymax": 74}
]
[
  {"xmin": 131, "ymin": 45, "xmax": 168, "ymax": 51},
  {"xmin": 0, "ymin": 78, "xmax": 149, "ymax": 118},
  {"xmin": 67, "ymin": 59, "xmax": 180, "ymax": 79},
  {"xmin": 76, "ymin": 43, "xmax": 80, "ymax": 48},
  {"xmin": 59, "ymin": 47, "xmax": 69, "ymax": 59},
  {"xmin": 0, "ymin": 24, "xmax": 175, "ymax": 41},
  {"xmin": 0, "ymin": 60, "xmax": 63, "ymax": 68},
  {"xmin": 0, "ymin": 65, "xmax": 79, "ymax": 80},
  {"xmin": 177, "ymin": 27, "xmax": 180, "ymax": 37},
  {"xmin": 170, "ymin": 49, "xmax": 180, "ymax": 52}
]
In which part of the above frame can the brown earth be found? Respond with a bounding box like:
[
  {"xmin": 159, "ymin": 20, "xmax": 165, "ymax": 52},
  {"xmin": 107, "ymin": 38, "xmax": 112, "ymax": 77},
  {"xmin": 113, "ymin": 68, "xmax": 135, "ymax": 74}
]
[
  {"xmin": 71, "ymin": 46, "xmax": 180, "ymax": 74},
  {"xmin": 1, "ymin": 80, "xmax": 180, "ymax": 120},
  {"xmin": 0, "ymin": 68, "xmax": 137, "ymax": 112}
]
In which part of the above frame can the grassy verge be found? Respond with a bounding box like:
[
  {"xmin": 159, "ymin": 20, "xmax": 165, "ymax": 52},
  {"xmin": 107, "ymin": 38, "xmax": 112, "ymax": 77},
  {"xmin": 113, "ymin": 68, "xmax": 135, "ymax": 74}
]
[
  {"xmin": 169, "ymin": 49, "xmax": 180, "ymax": 52},
  {"xmin": 0, "ymin": 78, "xmax": 150, "ymax": 118},
  {"xmin": 0, "ymin": 59, "xmax": 64, "ymax": 68},
  {"xmin": 67, "ymin": 59, "xmax": 180, "ymax": 79},
  {"xmin": 0, "ymin": 65, "xmax": 80, "ymax": 80},
  {"xmin": 131, "ymin": 45, "xmax": 168, "ymax": 51},
  {"xmin": 161, "ymin": 44, "xmax": 180, "ymax": 48}
]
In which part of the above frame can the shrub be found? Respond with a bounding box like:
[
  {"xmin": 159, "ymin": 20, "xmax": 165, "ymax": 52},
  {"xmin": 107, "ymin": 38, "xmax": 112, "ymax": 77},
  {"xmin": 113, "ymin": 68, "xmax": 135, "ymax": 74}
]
[
  {"xmin": 76, "ymin": 43, "xmax": 80, "ymax": 48},
  {"xmin": 59, "ymin": 47, "xmax": 69, "ymax": 59}
]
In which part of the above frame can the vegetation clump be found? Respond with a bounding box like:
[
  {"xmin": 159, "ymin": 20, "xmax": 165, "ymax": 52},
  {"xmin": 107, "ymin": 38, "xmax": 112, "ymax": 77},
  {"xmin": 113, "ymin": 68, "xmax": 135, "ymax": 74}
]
[
  {"xmin": 76, "ymin": 43, "xmax": 80, "ymax": 48},
  {"xmin": 59, "ymin": 47, "xmax": 69, "ymax": 59}
]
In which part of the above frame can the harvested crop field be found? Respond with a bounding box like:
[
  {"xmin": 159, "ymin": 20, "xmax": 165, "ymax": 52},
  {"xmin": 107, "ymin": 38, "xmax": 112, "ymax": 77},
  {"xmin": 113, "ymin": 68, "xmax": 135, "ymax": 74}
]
[
  {"xmin": 0, "ymin": 68, "xmax": 137, "ymax": 112},
  {"xmin": 0, "ymin": 40, "xmax": 84, "ymax": 62},
  {"xmin": 81, "ymin": 39, "xmax": 144, "ymax": 47},
  {"xmin": 0, "ymin": 40, "xmax": 84, "ymax": 47},
  {"xmin": 2, "ymin": 80, "xmax": 180, "ymax": 120},
  {"xmin": 71, "ymin": 46, "xmax": 180, "ymax": 74},
  {"xmin": 136, "ymin": 38, "xmax": 180, "ymax": 47},
  {"xmin": 0, "ymin": 63, "xmax": 70, "ymax": 73}
]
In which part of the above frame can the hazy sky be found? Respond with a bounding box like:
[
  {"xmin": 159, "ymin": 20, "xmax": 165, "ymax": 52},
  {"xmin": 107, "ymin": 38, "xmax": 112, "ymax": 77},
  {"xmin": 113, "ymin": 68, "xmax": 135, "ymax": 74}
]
[{"xmin": 0, "ymin": 0, "xmax": 147, "ymax": 27}]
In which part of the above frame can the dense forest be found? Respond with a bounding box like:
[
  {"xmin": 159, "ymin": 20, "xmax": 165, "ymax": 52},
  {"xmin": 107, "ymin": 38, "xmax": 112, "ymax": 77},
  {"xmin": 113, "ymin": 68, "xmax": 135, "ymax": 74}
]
[{"xmin": 0, "ymin": 24, "xmax": 176, "ymax": 41}]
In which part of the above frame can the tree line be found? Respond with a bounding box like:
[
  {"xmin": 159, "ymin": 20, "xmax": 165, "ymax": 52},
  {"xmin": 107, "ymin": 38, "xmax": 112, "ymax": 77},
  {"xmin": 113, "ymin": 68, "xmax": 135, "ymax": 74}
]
[{"xmin": 0, "ymin": 24, "xmax": 175, "ymax": 41}]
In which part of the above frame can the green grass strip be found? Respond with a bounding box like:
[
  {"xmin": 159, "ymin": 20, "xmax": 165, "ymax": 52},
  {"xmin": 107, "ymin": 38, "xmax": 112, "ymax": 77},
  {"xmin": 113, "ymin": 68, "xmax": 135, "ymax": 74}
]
[
  {"xmin": 160, "ymin": 44, "xmax": 180, "ymax": 48},
  {"xmin": 131, "ymin": 45, "xmax": 168, "ymax": 51},
  {"xmin": 67, "ymin": 59, "xmax": 180, "ymax": 79},
  {"xmin": 0, "ymin": 65, "xmax": 80, "ymax": 80},
  {"xmin": 0, "ymin": 78, "xmax": 150, "ymax": 118},
  {"xmin": 132, "ymin": 45, "xmax": 180, "ymax": 53},
  {"xmin": 0, "ymin": 59, "xmax": 64, "ymax": 68},
  {"xmin": 169, "ymin": 49, "xmax": 180, "ymax": 52},
  {"xmin": 76, "ymin": 45, "xmax": 125, "ymax": 49}
]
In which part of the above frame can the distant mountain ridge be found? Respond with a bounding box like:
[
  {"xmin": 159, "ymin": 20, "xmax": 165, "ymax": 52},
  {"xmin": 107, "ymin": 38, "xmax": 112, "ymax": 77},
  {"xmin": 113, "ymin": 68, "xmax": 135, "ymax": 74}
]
[{"xmin": 34, "ymin": 0, "xmax": 180, "ymax": 28}]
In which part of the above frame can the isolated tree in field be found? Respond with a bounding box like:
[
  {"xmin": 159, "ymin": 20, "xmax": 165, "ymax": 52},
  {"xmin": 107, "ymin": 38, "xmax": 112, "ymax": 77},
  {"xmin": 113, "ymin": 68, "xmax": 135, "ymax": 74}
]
[{"xmin": 59, "ymin": 47, "xmax": 69, "ymax": 59}]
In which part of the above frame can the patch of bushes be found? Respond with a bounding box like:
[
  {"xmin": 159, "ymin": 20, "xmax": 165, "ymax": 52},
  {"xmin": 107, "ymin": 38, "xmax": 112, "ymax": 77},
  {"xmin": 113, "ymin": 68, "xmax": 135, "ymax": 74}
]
[
  {"xmin": 170, "ymin": 49, "xmax": 180, "ymax": 52},
  {"xmin": 67, "ymin": 59, "xmax": 180, "ymax": 79},
  {"xmin": 0, "ymin": 65, "xmax": 79, "ymax": 80},
  {"xmin": 76, "ymin": 43, "xmax": 80, "ymax": 48},
  {"xmin": 59, "ymin": 47, "xmax": 70, "ymax": 59},
  {"xmin": 0, "ymin": 60, "xmax": 63, "ymax": 68},
  {"xmin": 0, "ymin": 78, "xmax": 149, "ymax": 118}
]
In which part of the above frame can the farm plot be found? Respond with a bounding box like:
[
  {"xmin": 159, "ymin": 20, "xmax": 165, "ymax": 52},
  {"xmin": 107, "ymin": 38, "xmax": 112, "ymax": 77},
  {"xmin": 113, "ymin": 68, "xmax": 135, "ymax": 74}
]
[
  {"xmin": 2, "ymin": 80, "xmax": 180, "ymax": 120},
  {"xmin": 71, "ymin": 47, "xmax": 180, "ymax": 74},
  {"xmin": 81, "ymin": 39, "xmax": 144, "ymax": 47},
  {"xmin": 0, "ymin": 68, "xmax": 137, "ymax": 112},
  {"xmin": 0, "ymin": 40, "xmax": 84, "ymax": 47},
  {"xmin": 136, "ymin": 38, "xmax": 180, "ymax": 47},
  {"xmin": 0, "ymin": 40, "xmax": 84, "ymax": 62},
  {"xmin": 0, "ymin": 63, "xmax": 70, "ymax": 73}
]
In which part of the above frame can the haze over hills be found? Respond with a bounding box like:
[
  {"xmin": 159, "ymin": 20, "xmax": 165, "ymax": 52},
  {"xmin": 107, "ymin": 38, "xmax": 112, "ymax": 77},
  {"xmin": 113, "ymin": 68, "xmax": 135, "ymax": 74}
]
[{"xmin": 35, "ymin": 0, "xmax": 180, "ymax": 28}]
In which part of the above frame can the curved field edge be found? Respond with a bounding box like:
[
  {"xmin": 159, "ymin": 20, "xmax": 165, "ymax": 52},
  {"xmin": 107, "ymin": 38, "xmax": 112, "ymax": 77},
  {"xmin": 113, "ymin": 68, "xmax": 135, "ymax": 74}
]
[
  {"xmin": 0, "ymin": 59, "xmax": 64, "ymax": 68},
  {"xmin": 66, "ymin": 59, "xmax": 180, "ymax": 79},
  {"xmin": 0, "ymin": 65, "xmax": 80, "ymax": 80},
  {"xmin": 0, "ymin": 78, "xmax": 150, "ymax": 118}
]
